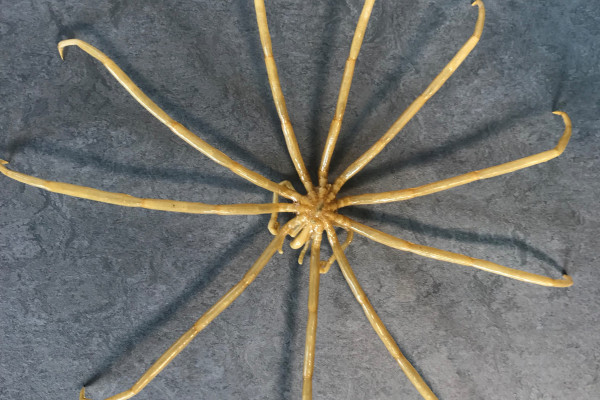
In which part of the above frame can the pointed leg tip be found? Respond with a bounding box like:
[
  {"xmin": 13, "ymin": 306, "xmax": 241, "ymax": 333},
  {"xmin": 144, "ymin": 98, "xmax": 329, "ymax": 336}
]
[
  {"xmin": 471, "ymin": 0, "xmax": 483, "ymax": 7},
  {"xmin": 57, "ymin": 43, "xmax": 66, "ymax": 60},
  {"xmin": 561, "ymin": 274, "xmax": 574, "ymax": 287},
  {"xmin": 552, "ymin": 110, "xmax": 568, "ymax": 117},
  {"xmin": 57, "ymin": 39, "xmax": 79, "ymax": 60},
  {"xmin": 79, "ymin": 387, "xmax": 91, "ymax": 400},
  {"xmin": 551, "ymin": 111, "xmax": 572, "ymax": 129},
  {"xmin": 0, "ymin": 159, "xmax": 8, "ymax": 165}
]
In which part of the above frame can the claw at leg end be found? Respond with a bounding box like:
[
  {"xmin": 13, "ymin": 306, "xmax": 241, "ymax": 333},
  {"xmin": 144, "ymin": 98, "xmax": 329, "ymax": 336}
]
[
  {"xmin": 79, "ymin": 387, "xmax": 90, "ymax": 400},
  {"xmin": 551, "ymin": 110, "xmax": 572, "ymax": 154},
  {"xmin": 79, "ymin": 386, "xmax": 136, "ymax": 400},
  {"xmin": 560, "ymin": 274, "xmax": 574, "ymax": 287},
  {"xmin": 57, "ymin": 40, "xmax": 72, "ymax": 60},
  {"xmin": 57, "ymin": 39, "xmax": 90, "ymax": 61},
  {"xmin": 58, "ymin": 39, "xmax": 79, "ymax": 60}
]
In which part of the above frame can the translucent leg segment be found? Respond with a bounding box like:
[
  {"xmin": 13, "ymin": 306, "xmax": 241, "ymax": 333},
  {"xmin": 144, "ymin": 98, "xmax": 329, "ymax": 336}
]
[
  {"xmin": 254, "ymin": 0, "xmax": 314, "ymax": 194},
  {"xmin": 336, "ymin": 111, "xmax": 572, "ymax": 208},
  {"xmin": 334, "ymin": 215, "xmax": 573, "ymax": 287},
  {"xmin": 0, "ymin": 161, "xmax": 297, "ymax": 215},
  {"xmin": 79, "ymin": 217, "xmax": 303, "ymax": 400},
  {"xmin": 330, "ymin": 1, "xmax": 485, "ymax": 196},
  {"xmin": 324, "ymin": 223, "xmax": 438, "ymax": 400},
  {"xmin": 57, "ymin": 39, "xmax": 300, "ymax": 202}
]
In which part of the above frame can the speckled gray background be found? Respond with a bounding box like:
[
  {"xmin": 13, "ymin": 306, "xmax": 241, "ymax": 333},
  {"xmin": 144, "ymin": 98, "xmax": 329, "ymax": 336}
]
[{"xmin": 0, "ymin": 1, "xmax": 598, "ymax": 399}]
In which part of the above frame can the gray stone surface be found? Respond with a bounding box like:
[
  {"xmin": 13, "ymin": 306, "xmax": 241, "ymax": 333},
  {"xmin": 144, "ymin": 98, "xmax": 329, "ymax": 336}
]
[{"xmin": 0, "ymin": 1, "xmax": 598, "ymax": 399}]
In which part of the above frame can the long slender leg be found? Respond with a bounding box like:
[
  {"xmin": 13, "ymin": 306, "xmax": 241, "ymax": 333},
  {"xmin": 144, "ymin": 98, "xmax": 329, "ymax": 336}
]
[
  {"xmin": 0, "ymin": 161, "xmax": 298, "ymax": 216},
  {"xmin": 330, "ymin": 1, "xmax": 485, "ymax": 196},
  {"xmin": 318, "ymin": 0, "xmax": 377, "ymax": 187},
  {"xmin": 57, "ymin": 39, "xmax": 300, "ymax": 202},
  {"xmin": 324, "ymin": 223, "xmax": 438, "ymax": 400},
  {"xmin": 333, "ymin": 214, "xmax": 573, "ymax": 287},
  {"xmin": 336, "ymin": 111, "xmax": 572, "ymax": 208},
  {"xmin": 253, "ymin": 0, "xmax": 314, "ymax": 194},
  {"xmin": 80, "ymin": 217, "xmax": 303, "ymax": 400},
  {"xmin": 302, "ymin": 232, "xmax": 323, "ymax": 400}
]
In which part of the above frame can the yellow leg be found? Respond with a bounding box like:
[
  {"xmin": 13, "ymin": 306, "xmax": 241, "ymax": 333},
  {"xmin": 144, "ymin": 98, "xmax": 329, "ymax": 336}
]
[
  {"xmin": 0, "ymin": 161, "xmax": 298, "ymax": 215},
  {"xmin": 79, "ymin": 217, "xmax": 303, "ymax": 400},
  {"xmin": 336, "ymin": 111, "xmax": 572, "ymax": 208},
  {"xmin": 334, "ymin": 215, "xmax": 573, "ymax": 287},
  {"xmin": 57, "ymin": 39, "xmax": 300, "ymax": 202},
  {"xmin": 253, "ymin": 0, "xmax": 314, "ymax": 194},
  {"xmin": 302, "ymin": 232, "xmax": 323, "ymax": 400},
  {"xmin": 324, "ymin": 223, "xmax": 438, "ymax": 400},
  {"xmin": 331, "ymin": 0, "xmax": 486, "ymax": 196},
  {"xmin": 318, "ymin": 0, "xmax": 377, "ymax": 187}
]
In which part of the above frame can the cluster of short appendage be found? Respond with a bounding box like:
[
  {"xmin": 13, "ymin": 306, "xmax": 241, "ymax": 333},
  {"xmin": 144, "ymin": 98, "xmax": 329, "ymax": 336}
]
[{"xmin": 0, "ymin": 1, "xmax": 573, "ymax": 399}]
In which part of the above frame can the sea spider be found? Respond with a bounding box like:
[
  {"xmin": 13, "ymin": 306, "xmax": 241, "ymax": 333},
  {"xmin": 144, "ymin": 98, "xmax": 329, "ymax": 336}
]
[{"xmin": 0, "ymin": 1, "xmax": 573, "ymax": 399}]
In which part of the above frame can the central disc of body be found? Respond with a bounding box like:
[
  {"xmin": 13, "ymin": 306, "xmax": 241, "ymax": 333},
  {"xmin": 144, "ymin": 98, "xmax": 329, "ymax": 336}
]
[
  {"xmin": 288, "ymin": 186, "xmax": 337, "ymax": 251},
  {"xmin": 305, "ymin": 185, "xmax": 337, "ymax": 221}
]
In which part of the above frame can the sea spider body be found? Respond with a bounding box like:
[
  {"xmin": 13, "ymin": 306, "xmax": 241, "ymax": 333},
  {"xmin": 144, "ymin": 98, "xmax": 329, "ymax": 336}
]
[{"xmin": 0, "ymin": 1, "xmax": 573, "ymax": 399}]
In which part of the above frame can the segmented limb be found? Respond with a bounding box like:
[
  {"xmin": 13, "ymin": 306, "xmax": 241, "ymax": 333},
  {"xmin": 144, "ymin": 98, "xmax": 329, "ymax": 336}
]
[
  {"xmin": 320, "ymin": 229, "xmax": 354, "ymax": 274},
  {"xmin": 318, "ymin": 0, "xmax": 376, "ymax": 187},
  {"xmin": 268, "ymin": 180, "xmax": 296, "ymax": 234},
  {"xmin": 324, "ymin": 223, "xmax": 438, "ymax": 400},
  {"xmin": 302, "ymin": 232, "xmax": 323, "ymax": 400},
  {"xmin": 79, "ymin": 217, "xmax": 304, "ymax": 400},
  {"xmin": 57, "ymin": 39, "xmax": 300, "ymax": 202},
  {"xmin": 0, "ymin": 161, "xmax": 297, "ymax": 215},
  {"xmin": 333, "ymin": 215, "xmax": 573, "ymax": 287},
  {"xmin": 336, "ymin": 111, "xmax": 572, "ymax": 208},
  {"xmin": 254, "ymin": 0, "xmax": 314, "ymax": 194},
  {"xmin": 330, "ymin": 0, "xmax": 485, "ymax": 196}
]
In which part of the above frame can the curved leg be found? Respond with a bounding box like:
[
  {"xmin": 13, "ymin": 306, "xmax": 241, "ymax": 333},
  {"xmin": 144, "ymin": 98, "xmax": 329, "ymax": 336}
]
[
  {"xmin": 57, "ymin": 39, "xmax": 300, "ymax": 202},
  {"xmin": 334, "ymin": 215, "xmax": 573, "ymax": 287},
  {"xmin": 331, "ymin": 1, "xmax": 486, "ymax": 196},
  {"xmin": 336, "ymin": 111, "xmax": 572, "ymax": 208},
  {"xmin": 302, "ymin": 233, "xmax": 323, "ymax": 400},
  {"xmin": 79, "ymin": 218, "xmax": 302, "ymax": 400},
  {"xmin": 318, "ymin": 0, "xmax": 377, "ymax": 187},
  {"xmin": 254, "ymin": 0, "xmax": 313, "ymax": 194},
  {"xmin": 324, "ymin": 223, "xmax": 438, "ymax": 400},
  {"xmin": 0, "ymin": 161, "xmax": 297, "ymax": 215}
]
